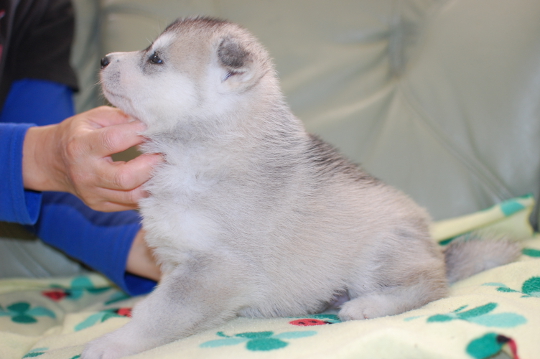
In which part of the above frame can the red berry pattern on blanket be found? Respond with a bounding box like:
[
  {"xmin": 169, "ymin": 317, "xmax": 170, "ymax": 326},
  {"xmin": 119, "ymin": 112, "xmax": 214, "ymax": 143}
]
[
  {"xmin": 289, "ymin": 314, "xmax": 341, "ymax": 326},
  {"xmin": 41, "ymin": 276, "xmax": 111, "ymax": 302}
]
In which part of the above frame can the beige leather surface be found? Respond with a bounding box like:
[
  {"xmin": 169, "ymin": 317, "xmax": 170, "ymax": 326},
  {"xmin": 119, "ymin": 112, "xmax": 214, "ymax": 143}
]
[{"xmin": 72, "ymin": 0, "xmax": 540, "ymax": 226}]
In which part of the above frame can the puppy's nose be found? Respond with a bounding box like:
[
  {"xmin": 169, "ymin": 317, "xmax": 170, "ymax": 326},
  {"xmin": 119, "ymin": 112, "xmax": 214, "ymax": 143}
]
[{"xmin": 101, "ymin": 56, "xmax": 110, "ymax": 69}]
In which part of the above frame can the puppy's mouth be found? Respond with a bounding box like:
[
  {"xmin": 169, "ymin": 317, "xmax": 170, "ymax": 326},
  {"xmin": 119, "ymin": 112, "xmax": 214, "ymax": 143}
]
[
  {"xmin": 102, "ymin": 87, "xmax": 133, "ymax": 109},
  {"xmin": 102, "ymin": 85, "xmax": 125, "ymax": 101},
  {"xmin": 101, "ymin": 87, "xmax": 144, "ymax": 124}
]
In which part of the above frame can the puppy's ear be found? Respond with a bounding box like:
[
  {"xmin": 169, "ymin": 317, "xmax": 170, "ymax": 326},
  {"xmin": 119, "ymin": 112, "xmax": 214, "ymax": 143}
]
[{"xmin": 217, "ymin": 37, "xmax": 259, "ymax": 91}]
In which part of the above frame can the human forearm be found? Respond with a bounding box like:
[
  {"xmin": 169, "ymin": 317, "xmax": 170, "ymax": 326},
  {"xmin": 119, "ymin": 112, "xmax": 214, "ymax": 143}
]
[
  {"xmin": 126, "ymin": 229, "xmax": 161, "ymax": 282},
  {"xmin": 22, "ymin": 124, "xmax": 65, "ymax": 192}
]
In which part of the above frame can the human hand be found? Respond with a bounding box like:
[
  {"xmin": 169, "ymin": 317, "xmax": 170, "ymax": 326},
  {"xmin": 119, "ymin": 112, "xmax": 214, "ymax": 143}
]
[
  {"xmin": 23, "ymin": 106, "xmax": 161, "ymax": 212},
  {"xmin": 126, "ymin": 229, "xmax": 161, "ymax": 281}
]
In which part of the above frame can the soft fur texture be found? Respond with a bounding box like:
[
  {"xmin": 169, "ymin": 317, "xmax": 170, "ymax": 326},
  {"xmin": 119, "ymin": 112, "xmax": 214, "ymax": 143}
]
[
  {"xmin": 443, "ymin": 235, "xmax": 521, "ymax": 284},
  {"xmin": 84, "ymin": 17, "xmax": 518, "ymax": 358}
]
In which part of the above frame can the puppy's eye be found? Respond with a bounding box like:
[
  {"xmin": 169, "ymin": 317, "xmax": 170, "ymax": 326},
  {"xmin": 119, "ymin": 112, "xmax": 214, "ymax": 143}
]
[{"xmin": 149, "ymin": 52, "xmax": 163, "ymax": 64}]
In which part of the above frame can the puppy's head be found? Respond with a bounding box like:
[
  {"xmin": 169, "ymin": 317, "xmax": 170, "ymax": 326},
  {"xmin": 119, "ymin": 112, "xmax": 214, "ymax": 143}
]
[{"xmin": 100, "ymin": 17, "xmax": 274, "ymax": 134}]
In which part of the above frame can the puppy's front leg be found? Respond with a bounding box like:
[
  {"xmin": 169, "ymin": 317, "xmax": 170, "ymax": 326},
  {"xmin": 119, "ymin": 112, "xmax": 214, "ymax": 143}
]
[{"xmin": 82, "ymin": 254, "xmax": 247, "ymax": 359}]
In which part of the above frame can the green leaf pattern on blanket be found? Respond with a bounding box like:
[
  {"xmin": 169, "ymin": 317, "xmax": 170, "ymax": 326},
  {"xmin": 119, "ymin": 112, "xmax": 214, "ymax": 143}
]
[
  {"xmin": 104, "ymin": 291, "xmax": 131, "ymax": 305},
  {"xmin": 42, "ymin": 276, "xmax": 112, "ymax": 302},
  {"xmin": 499, "ymin": 198, "xmax": 526, "ymax": 216},
  {"xmin": 200, "ymin": 330, "xmax": 317, "ymax": 351},
  {"xmin": 75, "ymin": 308, "xmax": 131, "ymax": 331},
  {"xmin": 429, "ymin": 303, "xmax": 526, "ymax": 327},
  {"xmin": 405, "ymin": 302, "xmax": 526, "ymax": 328},
  {"xmin": 466, "ymin": 333, "xmax": 504, "ymax": 359},
  {"xmin": 522, "ymin": 248, "xmax": 540, "ymax": 257},
  {"xmin": 22, "ymin": 347, "xmax": 48, "ymax": 358},
  {"xmin": 483, "ymin": 276, "xmax": 540, "ymax": 298},
  {"xmin": 466, "ymin": 333, "xmax": 519, "ymax": 359},
  {"xmin": 0, "ymin": 302, "xmax": 55, "ymax": 323}
]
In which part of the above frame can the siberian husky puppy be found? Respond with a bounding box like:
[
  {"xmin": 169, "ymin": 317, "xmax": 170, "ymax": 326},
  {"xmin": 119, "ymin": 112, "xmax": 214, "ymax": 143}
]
[{"xmin": 84, "ymin": 17, "xmax": 519, "ymax": 358}]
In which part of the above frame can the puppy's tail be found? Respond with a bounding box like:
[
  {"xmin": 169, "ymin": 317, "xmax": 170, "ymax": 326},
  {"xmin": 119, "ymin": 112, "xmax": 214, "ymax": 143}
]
[{"xmin": 443, "ymin": 235, "xmax": 521, "ymax": 284}]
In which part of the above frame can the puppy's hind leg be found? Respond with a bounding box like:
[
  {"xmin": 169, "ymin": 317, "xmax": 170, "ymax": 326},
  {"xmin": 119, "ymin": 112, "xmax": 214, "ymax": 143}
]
[
  {"xmin": 338, "ymin": 280, "xmax": 447, "ymax": 321},
  {"xmin": 339, "ymin": 246, "xmax": 448, "ymax": 321},
  {"xmin": 81, "ymin": 253, "xmax": 249, "ymax": 359}
]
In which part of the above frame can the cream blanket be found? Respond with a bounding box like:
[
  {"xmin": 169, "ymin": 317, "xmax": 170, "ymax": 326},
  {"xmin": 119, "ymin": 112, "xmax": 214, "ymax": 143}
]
[{"xmin": 1, "ymin": 195, "xmax": 539, "ymax": 359}]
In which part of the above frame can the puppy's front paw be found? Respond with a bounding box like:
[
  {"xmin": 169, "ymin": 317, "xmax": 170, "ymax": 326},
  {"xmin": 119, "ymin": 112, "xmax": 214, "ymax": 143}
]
[
  {"xmin": 81, "ymin": 334, "xmax": 137, "ymax": 359},
  {"xmin": 338, "ymin": 295, "xmax": 397, "ymax": 321},
  {"xmin": 339, "ymin": 300, "xmax": 375, "ymax": 321}
]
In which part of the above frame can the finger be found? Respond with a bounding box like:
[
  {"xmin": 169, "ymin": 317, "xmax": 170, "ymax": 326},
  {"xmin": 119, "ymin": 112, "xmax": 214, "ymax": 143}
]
[
  {"xmin": 97, "ymin": 153, "xmax": 162, "ymax": 191},
  {"xmin": 93, "ymin": 201, "xmax": 139, "ymax": 213},
  {"xmin": 91, "ymin": 121, "xmax": 148, "ymax": 157},
  {"xmin": 103, "ymin": 186, "xmax": 149, "ymax": 209},
  {"xmin": 86, "ymin": 106, "xmax": 134, "ymax": 128},
  {"xmin": 84, "ymin": 186, "xmax": 148, "ymax": 212}
]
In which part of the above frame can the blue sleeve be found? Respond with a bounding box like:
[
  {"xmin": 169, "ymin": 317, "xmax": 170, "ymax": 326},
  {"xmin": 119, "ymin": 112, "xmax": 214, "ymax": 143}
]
[
  {"xmin": 0, "ymin": 78, "xmax": 76, "ymax": 126},
  {"xmin": 0, "ymin": 79, "xmax": 155, "ymax": 295},
  {"xmin": 32, "ymin": 192, "xmax": 156, "ymax": 295},
  {"xmin": 0, "ymin": 123, "xmax": 41, "ymax": 224},
  {"xmin": 0, "ymin": 78, "xmax": 72, "ymax": 224}
]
